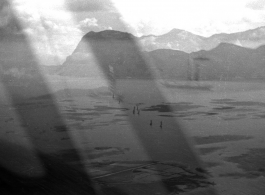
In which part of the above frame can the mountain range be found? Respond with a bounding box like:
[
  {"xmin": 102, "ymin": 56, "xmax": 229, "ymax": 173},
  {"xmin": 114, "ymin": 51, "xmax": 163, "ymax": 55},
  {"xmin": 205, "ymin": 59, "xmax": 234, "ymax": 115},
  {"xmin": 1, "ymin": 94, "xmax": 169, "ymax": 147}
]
[
  {"xmin": 139, "ymin": 26, "xmax": 265, "ymax": 53},
  {"xmin": 57, "ymin": 29, "xmax": 265, "ymax": 81},
  {"xmin": 149, "ymin": 44, "xmax": 265, "ymax": 81}
]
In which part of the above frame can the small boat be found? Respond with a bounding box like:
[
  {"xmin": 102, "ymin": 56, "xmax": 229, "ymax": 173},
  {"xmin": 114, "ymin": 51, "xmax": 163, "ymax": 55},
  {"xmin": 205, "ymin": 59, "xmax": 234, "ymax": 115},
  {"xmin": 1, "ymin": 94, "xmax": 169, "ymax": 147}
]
[
  {"xmin": 161, "ymin": 55, "xmax": 212, "ymax": 91},
  {"xmin": 161, "ymin": 81, "xmax": 212, "ymax": 91}
]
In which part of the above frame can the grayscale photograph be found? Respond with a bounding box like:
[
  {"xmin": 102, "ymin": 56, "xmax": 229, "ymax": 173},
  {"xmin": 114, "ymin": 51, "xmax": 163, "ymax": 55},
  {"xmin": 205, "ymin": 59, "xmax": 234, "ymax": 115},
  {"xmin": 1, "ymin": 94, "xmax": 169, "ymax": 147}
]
[{"xmin": 1, "ymin": 0, "xmax": 265, "ymax": 194}]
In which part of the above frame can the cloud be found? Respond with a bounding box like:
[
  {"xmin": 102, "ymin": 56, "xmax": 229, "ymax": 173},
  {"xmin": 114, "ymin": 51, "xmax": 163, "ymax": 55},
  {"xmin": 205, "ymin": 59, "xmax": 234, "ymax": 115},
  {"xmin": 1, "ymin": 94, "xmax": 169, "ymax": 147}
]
[
  {"xmin": 18, "ymin": 11, "xmax": 80, "ymax": 36},
  {"xmin": 79, "ymin": 18, "xmax": 98, "ymax": 28},
  {"xmin": 5, "ymin": 1, "xmax": 114, "ymax": 65},
  {"xmin": 77, "ymin": 17, "xmax": 113, "ymax": 32},
  {"xmin": 15, "ymin": 11, "xmax": 83, "ymax": 64},
  {"xmin": 246, "ymin": 0, "xmax": 265, "ymax": 10},
  {"xmin": 11, "ymin": 3, "xmax": 114, "ymax": 65},
  {"xmin": 65, "ymin": 0, "xmax": 114, "ymax": 12}
]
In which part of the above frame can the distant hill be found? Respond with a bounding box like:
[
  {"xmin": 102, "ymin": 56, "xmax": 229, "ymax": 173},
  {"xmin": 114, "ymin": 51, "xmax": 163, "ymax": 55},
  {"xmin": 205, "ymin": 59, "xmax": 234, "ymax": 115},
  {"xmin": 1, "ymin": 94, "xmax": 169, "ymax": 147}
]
[
  {"xmin": 140, "ymin": 26, "xmax": 265, "ymax": 53},
  {"xmin": 139, "ymin": 29, "xmax": 206, "ymax": 53},
  {"xmin": 58, "ymin": 30, "xmax": 152, "ymax": 79},
  {"xmin": 58, "ymin": 30, "xmax": 265, "ymax": 81},
  {"xmin": 150, "ymin": 43, "xmax": 265, "ymax": 81},
  {"xmin": 146, "ymin": 44, "xmax": 265, "ymax": 81},
  {"xmin": 147, "ymin": 49, "xmax": 189, "ymax": 80},
  {"xmin": 190, "ymin": 44, "xmax": 256, "ymax": 80}
]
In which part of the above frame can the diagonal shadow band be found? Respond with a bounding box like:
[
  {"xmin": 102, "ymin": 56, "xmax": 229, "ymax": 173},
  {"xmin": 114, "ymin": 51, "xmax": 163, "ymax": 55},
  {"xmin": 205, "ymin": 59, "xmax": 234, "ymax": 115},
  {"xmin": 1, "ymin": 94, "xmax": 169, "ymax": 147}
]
[
  {"xmin": 64, "ymin": 1, "xmax": 218, "ymax": 194},
  {"xmin": 0, "ymin": 0, "xmax": 217, "ymax": 194},
  {"xmin": 0, "ymin": 1, "xmax": 96, "ymax": 194}
]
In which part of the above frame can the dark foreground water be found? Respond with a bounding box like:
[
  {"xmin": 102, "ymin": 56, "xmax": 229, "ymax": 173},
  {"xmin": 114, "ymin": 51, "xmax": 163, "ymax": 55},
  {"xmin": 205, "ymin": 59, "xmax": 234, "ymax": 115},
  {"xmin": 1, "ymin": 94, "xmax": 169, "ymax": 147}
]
[{"xmin": 1, "ymin": 78, "xmax": 265, "ymax": 194}]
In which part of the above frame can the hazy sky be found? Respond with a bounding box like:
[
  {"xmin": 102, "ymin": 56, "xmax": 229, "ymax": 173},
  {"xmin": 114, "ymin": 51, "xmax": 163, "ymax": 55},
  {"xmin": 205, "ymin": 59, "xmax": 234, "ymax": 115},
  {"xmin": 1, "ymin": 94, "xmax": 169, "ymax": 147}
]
[
  {"xmin": 115, "ymin": 0, "xmax": 265, "ymax": 36},
  {"xmin": 4, "ymin": 0, "xmax": 265, "ymax": 64}
]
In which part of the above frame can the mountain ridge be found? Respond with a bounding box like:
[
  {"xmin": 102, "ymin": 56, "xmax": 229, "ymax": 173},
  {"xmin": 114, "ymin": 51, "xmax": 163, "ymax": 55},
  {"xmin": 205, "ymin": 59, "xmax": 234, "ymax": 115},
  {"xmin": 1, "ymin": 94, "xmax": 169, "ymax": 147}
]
[
  {"xmin": 57, "ymin": 30, "xmax": 265, "ymax": 81},
  {"xmin": 139, "ymin": 26, "xmax": 265, "ymax": 52}
]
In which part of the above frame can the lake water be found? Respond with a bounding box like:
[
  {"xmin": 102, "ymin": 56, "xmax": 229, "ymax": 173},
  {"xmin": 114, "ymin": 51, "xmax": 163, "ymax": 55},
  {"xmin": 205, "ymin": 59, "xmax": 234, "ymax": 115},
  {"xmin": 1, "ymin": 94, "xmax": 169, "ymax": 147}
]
[
  {"xmin": 1, "ymin": 77, "xmax": 265, "ymax": 194},
  {"xmin": 54, "ymin": 78, "xmax": 265, "ymax": 194}
]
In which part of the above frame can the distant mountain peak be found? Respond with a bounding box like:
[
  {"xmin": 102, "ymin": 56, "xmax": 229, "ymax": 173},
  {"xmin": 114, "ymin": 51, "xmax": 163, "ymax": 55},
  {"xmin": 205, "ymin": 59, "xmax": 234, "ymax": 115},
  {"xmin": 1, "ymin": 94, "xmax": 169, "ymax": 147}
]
[
  {"xmin": 139, "ymin": 26, "xmax": 265, "ymax": 52},
  {"xmin": 168, "ymin": 28, "xmax": 185, "ymax": 34},
  {"xmin": 160, "ymin": 28, "xmax": 206, "ymax": 41},
  {"xmin": 213, "ymin": 42, "xmax": 251, "ymax": 52}
]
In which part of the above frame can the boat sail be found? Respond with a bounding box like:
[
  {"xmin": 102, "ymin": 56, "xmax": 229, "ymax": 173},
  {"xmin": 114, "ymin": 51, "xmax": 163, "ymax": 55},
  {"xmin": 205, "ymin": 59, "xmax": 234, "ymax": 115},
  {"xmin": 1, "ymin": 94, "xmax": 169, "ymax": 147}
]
[
  {"xmin": 187, "ymin": 55, "xmax": 201, "ymax": 82},
  {"xmin": 108, "ymin": 65, "xmax": 116, "ymax": 98},
  {"xmin": 108, "ymin": 65, "xmax": 124, "ymax": 103},
  {"xmin": 187, "ymin": 56, "xmax": 193, "ymax": 81}
]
